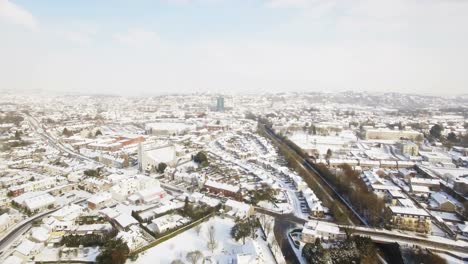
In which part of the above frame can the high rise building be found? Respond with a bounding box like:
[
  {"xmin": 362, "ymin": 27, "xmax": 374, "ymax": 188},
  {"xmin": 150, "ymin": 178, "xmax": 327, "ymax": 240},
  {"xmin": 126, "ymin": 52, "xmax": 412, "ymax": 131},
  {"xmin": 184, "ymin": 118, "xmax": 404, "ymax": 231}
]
[{"xmin": 216, "ymin": 96, "xmax": 225, "ymax": 112}]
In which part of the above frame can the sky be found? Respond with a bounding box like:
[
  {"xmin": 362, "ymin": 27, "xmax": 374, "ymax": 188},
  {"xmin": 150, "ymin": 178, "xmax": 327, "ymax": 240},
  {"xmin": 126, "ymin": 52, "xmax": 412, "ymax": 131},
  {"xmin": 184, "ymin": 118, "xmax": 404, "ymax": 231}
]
[{"xmin": 0, "ymin": 0, "xmax": 467, "ymax": 96}]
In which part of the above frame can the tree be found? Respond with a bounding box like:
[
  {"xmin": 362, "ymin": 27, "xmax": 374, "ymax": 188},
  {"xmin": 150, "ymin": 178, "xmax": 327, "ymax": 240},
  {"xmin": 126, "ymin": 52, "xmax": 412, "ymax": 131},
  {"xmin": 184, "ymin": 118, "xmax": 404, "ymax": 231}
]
[
  {"xmin": 171, "ymin": 260, "xmax": 184, "ymax": 264},
  {"xmin": 430, "ymin": 124, "xmax": 443, "ymax": 139},
  {"xmin": 157, "ymin": 162, "xmax": 168, "ymax": 173},
  {"xmin": 62, "ymin": 128, "xmax": 73, "ymax": 137},
  {"xmin": 183, "ymin": 196, "xmax": 191, "ymax": 216},
  {"xmin": 207, "ymin": 225, "xmax": 217, "ymax": 253},
  {"xmin": 302, "ymin": 239, "xmax": 329, "ymax": 264},
  {"xmin": 230, "ymin": 219, "xmax": 252, "ymax": 245},
  {"xmin": 95, "ymin": 129, "xmax": 103, "ymax": 136},
  {"xmin": 447, "ymin": 132, "xmax": 458, "ymax": 143},
  {"xmin": 96, "ymin": 238, "xmax": 129, "ymax": 264},
  {"xmin": 264, "ymin": 221, "xmax": 273, "ymax": 238},
  {"xmin": 14, "ymin": 130, "xmax": 21, "ymax": 140},
  {"xmin": 193, "ymin": 151, "xmax": 208, "ymax": 165},
  {"xmin": 325, "ymin": 149, "xmax": 332, "ymax": 160},
  {"xmin": 186, "ymin": 250, "xmax": 203, "ymax": 264},
  {"xmin": 415, "ymin": 134, "xmax": 424, "ymax": 143},
  {"xmin": 194, "ymin": 225, "xmax": 202, "ymax": 235}
]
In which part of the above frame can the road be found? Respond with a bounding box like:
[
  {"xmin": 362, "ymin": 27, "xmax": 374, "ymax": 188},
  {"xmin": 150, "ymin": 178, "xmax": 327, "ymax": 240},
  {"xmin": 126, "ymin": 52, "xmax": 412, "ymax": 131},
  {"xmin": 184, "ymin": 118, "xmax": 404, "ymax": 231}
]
[
  {"xmin": 0, "ymin": 207, "xmax": 60, "ymax": 254},
  {"xmin": 25, "ymin": 114, "xmax": 101, "ymax": 165},
  {"xmin": 258, "ymin": 206, "xmax": 468, "ymax": 259},
  {"xmin": 348, "ymin": 226, "xmax": 468, "ymax": 257},
  {"xmin": 0, "ymin": 198, "xmax": 86, "ymax": 258}
]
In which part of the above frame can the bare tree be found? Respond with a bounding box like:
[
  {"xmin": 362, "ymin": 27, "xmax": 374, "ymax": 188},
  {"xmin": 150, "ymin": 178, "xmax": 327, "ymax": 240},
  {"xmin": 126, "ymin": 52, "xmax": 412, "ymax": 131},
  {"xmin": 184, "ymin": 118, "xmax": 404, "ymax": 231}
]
[
  {"xmin": 194, "ymin": 225, "xmax": 202, "ymax": 235},
  {"xmin": 186, "ymin": 250, "xmax": 203, "ymax": 264},
  {"xmin": 264, "ymin": 221, "xmax": 273, "ymax": 238},
  {"xmin": 207, "ymin": 225, "xmax": 217, "ymax": 253},
  {"xmin": 259, "ymin": 214, "xmax": 267, "ymax": 229}
]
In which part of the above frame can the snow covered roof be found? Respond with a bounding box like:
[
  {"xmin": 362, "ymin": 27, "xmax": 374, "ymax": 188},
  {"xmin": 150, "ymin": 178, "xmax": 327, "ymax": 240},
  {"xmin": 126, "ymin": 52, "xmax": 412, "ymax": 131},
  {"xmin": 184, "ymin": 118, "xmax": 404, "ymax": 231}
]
[
  {"xmin": 225, "ymin": 199, "xmax": 251, "ymax": 212},
  {"xmin": 410, "ymin": 178, "xmax": 440, "ymax": 185},
  {"xmin": 431, "ymin": 192, "xmax": 453, "ymax": 206},
  {"xmin": 410, "ymin": 185, "xmax": 431, "ymax": 193},
  {"xmin": 51, "ymin": 204, "xmax": 82, "ymax": 220},
  {"xmin": 398, "ymin": 198, "xmax": 415, "ymax": 208},
  {"xmin": 24, "ymin": 193, "xmax": 55, "ymax": 210},
  {"xmin": 390, "ymin": 206, "xmax": 429, "ymax": 216},
  {"xmin": 0, "ymin": 213, "xmax": 10, "ymax": 226},
  {"xmin": 100, "ymin": 207, "xmax": 120, "ymax": 218},
  {"xmin": 205, "ymin": 179, "xmax": 239, "ymax": 193},
  {"xmin": 88, "ymin": 192, "xmax": 112, "ymax": 205},
  {"xmin": 15, "ymin": 239, "xmax": 38, "ymax": 256},
  {"xmin": 304, "ymin": 220, "xmax": 341, "ymax": 235},
  {"xmin": 31, "ymin": 227, "xmax": 50, "ymax": 242},
  {"xmin": 114, "ymin": 214, "xmax": 138, "ymax": 228},
  {"xmin": 145, "ymin": 145, "xmax": 176, "ymax": 163},
  {"xmin": 4, "ymin": 256, "xmax": 23, "ymax": 264}
]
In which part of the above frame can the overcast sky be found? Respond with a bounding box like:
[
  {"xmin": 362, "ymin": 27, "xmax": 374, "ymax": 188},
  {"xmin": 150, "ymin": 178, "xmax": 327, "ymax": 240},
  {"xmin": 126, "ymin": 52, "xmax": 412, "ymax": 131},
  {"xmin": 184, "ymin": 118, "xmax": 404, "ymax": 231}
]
[{"xmin": 1, "ymin": 0, "xmax": 467, "ymax": 96}]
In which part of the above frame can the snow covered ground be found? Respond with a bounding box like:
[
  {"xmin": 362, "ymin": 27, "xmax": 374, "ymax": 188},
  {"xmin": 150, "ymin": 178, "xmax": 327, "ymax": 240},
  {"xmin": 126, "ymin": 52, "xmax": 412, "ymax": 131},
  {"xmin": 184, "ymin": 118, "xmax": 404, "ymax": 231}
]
[{"xmin": 130, "ymin": 216, "xmax": 276, "ymax": 264}]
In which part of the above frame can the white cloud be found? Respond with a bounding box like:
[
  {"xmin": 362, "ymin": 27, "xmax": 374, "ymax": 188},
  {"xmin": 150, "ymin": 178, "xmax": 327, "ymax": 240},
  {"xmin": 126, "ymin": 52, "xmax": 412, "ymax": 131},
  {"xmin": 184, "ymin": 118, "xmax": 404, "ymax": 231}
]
[
  {"xmin": 61, "ymin": 24, "xmax": 100, "ymax": 45},
  {"xmin": 0, "ymin": 0, "xmax": 37, "ymax": 30},
  {"xmin": 114, "ymin": 29, "xmax": 160, "ymax": 48},
  {"xmin": 266, "ymin": 0, "xmax": 322, "ymax": 8}
]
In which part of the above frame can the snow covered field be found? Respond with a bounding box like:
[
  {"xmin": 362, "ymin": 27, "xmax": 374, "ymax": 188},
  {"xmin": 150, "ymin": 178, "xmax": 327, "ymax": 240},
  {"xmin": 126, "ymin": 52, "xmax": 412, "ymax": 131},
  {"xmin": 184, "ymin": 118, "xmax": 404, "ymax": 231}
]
[{"xmin": 130, "ymin": 216, "xmax": 276, "ymax": 264}]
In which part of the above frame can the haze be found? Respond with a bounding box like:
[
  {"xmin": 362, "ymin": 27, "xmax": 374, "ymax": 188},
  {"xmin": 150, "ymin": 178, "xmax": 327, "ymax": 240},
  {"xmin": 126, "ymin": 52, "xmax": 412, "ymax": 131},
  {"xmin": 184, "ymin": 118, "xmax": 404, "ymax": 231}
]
[{"xmin": 1, "ymin": 0, "xmax": 467, "ymax": 95}]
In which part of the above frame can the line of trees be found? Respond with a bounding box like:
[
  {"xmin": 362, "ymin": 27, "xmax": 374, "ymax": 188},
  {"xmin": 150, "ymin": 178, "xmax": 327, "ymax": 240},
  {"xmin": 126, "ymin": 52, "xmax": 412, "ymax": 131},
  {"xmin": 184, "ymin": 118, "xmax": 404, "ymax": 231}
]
[
  {"xmin": 60, "ymin": 229, "xmax": 117, "ymax": 247},
  {"xmin": 314, "ymin": 163, "xmax": 389, "ymax": 227},
  {"xmin": 429, "ymin": 124, "xmax": 468, "ymax": 147}
]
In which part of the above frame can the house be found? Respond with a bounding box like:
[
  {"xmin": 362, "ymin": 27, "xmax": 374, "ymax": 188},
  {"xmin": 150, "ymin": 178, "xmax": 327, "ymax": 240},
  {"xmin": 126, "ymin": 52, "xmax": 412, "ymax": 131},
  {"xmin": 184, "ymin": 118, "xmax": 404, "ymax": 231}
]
[
  {"xmin": 397, "ymin": 141, "xmax": 419, "ymax": 156},
  {"xmin": 113, "ymin": 214, "xmax": 139, "ymax": 230},
  {"xmin": 51, "ymin": 204, "xmax": 82, "ymax": 221},
  {"xmin": 236, "ymin": 241, "xmax": 267, "ymax": 264},
  {"xmin": 13, "ymin": 239, "xmax": 42, "ymax": 260},
  {"xmin": 410, "ymin": 178, "xmax": 440, "ymax": 191},
  {"xmin": 389, "ymin": 206, "xmax": 431, "ymax": 233},
  {"xmin": 301, "ymin": 221, "xmax": 344, "ymax": 243},
  {"xmin": 388, "ymin": 190, "xmax": 406, "ymax": 205},
  {"xmin": 31, "ymin": 227, "xmax": 50, "ymax": 243},
  {"xmin": 110, "ymin": 175, "xmax": 161, "ymax": 201},
  {"xmin": 457, "ymin": 221, "xmax": 468, "ymax": 238},
  {"xmin": 17, "ymin": 193, "xmax": 56, "ymax": 212},
  {"xmin": 410, "ymin": 185, "xmax": 431, "ymax": 198},
  {"xmin": 0, "ymin": 213, "xmax": 12, "ymax": 232},
  {"xmin": 87, "ymin": 192, "xmax": 112, "ymax": 210},
  {"xmin": 148, "ymin": 214, "xmax": 190, "ymax": 234},
  {"xmin": 129, "ymin": 186, "xmax": 166, "ymax": 204},
  {"xmin": 140, "ymin": 144, "xmax": 178, "ymax": 170},
  {"xmin": 365, "ymin": 129, "xmax": 422, "ymax": 140},
  {"xmin": 430, "ymin": 193, "xmax": 457, "ymax": 212},
  {"xmin": 204, "ymin": 180, "xmax": 241, "ymax": 200},
  {"xmin": 302, "ymin": 188, "xmax": 324, "ymax": 218},
  {"xmin": 224, "ymin": 199, "xmax": 254, "ymax": 219}
]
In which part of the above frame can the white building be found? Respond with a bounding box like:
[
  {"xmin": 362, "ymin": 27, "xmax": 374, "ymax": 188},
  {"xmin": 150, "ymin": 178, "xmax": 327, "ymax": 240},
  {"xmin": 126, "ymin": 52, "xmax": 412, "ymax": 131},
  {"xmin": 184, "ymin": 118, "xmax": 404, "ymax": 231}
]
[
  {"xmin": 224, "ymin": 199, "xmax": 254, "ymax": 219},
  {"xmin": 87, "ymin": 192, "xmax": 112, "ymax": 210},
  {"xmin": 148, "ymin": 214, "xmax": 190, "ymax": 234},
  {"xmin": 301, "ymin": 221, "xmax": 344, "ymax": 243}
]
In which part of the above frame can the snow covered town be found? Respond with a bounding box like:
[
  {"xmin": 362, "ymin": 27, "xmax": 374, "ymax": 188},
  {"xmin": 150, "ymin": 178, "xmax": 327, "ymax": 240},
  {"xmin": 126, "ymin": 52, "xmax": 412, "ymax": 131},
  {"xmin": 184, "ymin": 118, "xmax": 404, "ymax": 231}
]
[{"xmin": 0, "ymin": 92, "xmax": 467, "ymax": 264}]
